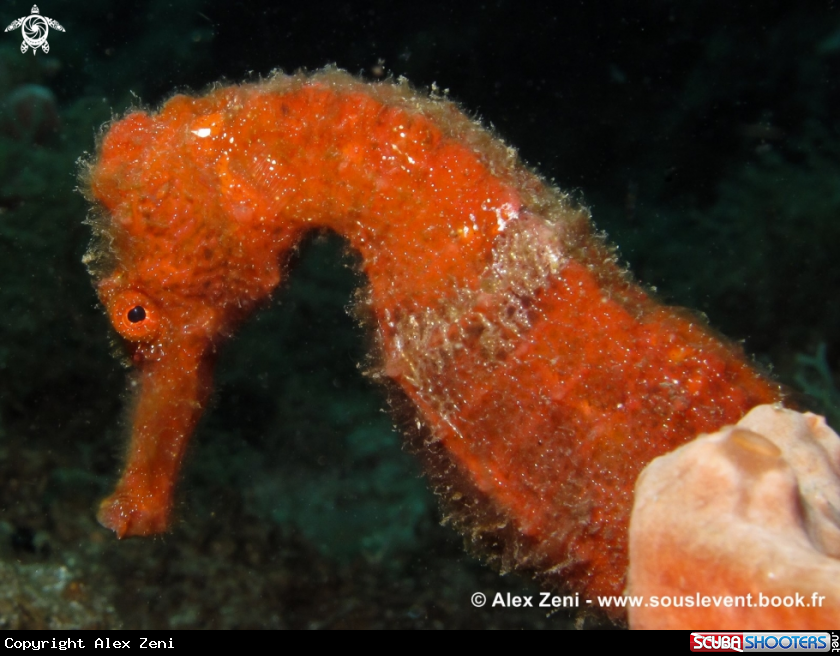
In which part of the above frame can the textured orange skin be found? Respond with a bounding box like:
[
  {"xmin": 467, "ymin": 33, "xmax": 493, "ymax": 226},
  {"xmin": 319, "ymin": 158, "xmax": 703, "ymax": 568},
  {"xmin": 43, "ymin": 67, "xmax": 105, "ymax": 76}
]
[{"xmin": 85, "ymin": 71, "xmax": 782, "ymax": 609}]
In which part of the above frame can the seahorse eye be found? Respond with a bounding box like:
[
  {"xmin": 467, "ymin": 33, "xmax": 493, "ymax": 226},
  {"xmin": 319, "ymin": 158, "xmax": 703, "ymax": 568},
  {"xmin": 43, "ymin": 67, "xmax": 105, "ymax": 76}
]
[
  {"xmin": 127, "ymin": 305, "xmax": 146, "ymax": 323},
  {"xmin": 106, "ymin": 290, "xmax": 160, "ymax": 342}
]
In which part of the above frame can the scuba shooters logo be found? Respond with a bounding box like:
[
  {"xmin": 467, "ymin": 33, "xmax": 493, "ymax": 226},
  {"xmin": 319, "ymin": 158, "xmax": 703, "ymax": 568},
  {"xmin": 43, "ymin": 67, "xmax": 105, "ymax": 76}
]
[
  {"xmin": 690, "ymin": 633, "xmax": 835, "ymax": 652},
  {"xmin": 4, "ymin": 5, "xmax": 65, "ymax": 54}
]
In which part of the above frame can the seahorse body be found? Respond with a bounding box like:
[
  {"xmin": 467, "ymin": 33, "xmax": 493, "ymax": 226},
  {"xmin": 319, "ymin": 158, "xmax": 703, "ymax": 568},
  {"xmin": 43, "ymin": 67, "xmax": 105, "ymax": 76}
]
[{"xmin": 83, "ymin": 69, "xmax": 781, "ymax": 609}]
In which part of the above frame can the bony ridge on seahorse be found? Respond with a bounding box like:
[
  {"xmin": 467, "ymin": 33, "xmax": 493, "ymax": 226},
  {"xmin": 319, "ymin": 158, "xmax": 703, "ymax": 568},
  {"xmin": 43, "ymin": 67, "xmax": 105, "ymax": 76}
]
[{"xmin": 81, "ymin": 67, "xmax": 782, "ymax": 617}]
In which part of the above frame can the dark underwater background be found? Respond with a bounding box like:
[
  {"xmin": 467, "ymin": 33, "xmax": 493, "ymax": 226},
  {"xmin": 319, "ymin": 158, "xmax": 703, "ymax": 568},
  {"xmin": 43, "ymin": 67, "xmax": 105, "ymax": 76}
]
[{"xmin": 0, "ymin": 0, "xmax": 837, "ymax": 629}]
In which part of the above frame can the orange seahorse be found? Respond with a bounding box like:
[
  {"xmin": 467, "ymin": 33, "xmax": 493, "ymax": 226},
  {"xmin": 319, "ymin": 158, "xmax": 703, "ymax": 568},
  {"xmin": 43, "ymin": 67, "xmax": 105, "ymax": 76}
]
[{"xmin": 82, "ymin": 68, "xmax": 781, "ymax": 609}]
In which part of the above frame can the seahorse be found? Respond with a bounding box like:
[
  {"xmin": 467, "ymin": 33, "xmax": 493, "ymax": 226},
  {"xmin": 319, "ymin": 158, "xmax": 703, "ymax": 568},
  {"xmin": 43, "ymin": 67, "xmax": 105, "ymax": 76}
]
[{"xmin": 81, "ymin": 68, "xmax": 782, "ymax": 610}]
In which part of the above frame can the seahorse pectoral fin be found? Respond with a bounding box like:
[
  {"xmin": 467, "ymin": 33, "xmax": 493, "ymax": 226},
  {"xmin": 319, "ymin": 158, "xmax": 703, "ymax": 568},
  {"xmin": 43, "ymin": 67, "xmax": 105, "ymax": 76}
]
[{"xmin": 97, "ymin": 344, "xmax": 214, "ymax": 538}]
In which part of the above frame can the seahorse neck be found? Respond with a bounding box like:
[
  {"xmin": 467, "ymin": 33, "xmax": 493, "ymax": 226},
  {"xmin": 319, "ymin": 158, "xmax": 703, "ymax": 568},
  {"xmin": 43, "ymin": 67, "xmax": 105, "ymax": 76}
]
[{"xmin": 205, "ymin": 83, "xmax": 524, "ymax": 314}]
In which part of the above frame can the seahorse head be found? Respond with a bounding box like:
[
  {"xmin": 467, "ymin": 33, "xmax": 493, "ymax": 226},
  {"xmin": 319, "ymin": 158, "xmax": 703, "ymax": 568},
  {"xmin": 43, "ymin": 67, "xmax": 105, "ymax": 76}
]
[{"xmin": 82, "ymin": 103, "xmax": 257, "ymax": 536}]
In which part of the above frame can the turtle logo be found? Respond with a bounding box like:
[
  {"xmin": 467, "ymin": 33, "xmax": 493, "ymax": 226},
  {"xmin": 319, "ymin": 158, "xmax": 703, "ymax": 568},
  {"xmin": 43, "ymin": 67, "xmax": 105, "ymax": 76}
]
[{"xmin": 5, "ymin": 5, "xmax": 65, "ymax": 55}]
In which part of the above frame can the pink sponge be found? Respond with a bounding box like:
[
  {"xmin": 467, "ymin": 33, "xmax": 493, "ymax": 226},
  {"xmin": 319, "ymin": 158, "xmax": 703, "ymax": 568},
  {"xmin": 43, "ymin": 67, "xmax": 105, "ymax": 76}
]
[{"xmin": 628, "ymin": 404, "xmax": 840, "ymax": 629}]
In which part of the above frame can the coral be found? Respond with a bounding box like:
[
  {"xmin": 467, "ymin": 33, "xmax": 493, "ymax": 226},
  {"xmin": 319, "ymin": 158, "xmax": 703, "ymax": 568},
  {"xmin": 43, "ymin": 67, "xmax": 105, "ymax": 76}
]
[
  {"xmin": 82, "ymin": 69, "xmax": 781, "ymax": 612},
  {"xmin": 627, "ymin": 405, "xmax": 840, "ymax": 629}
]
